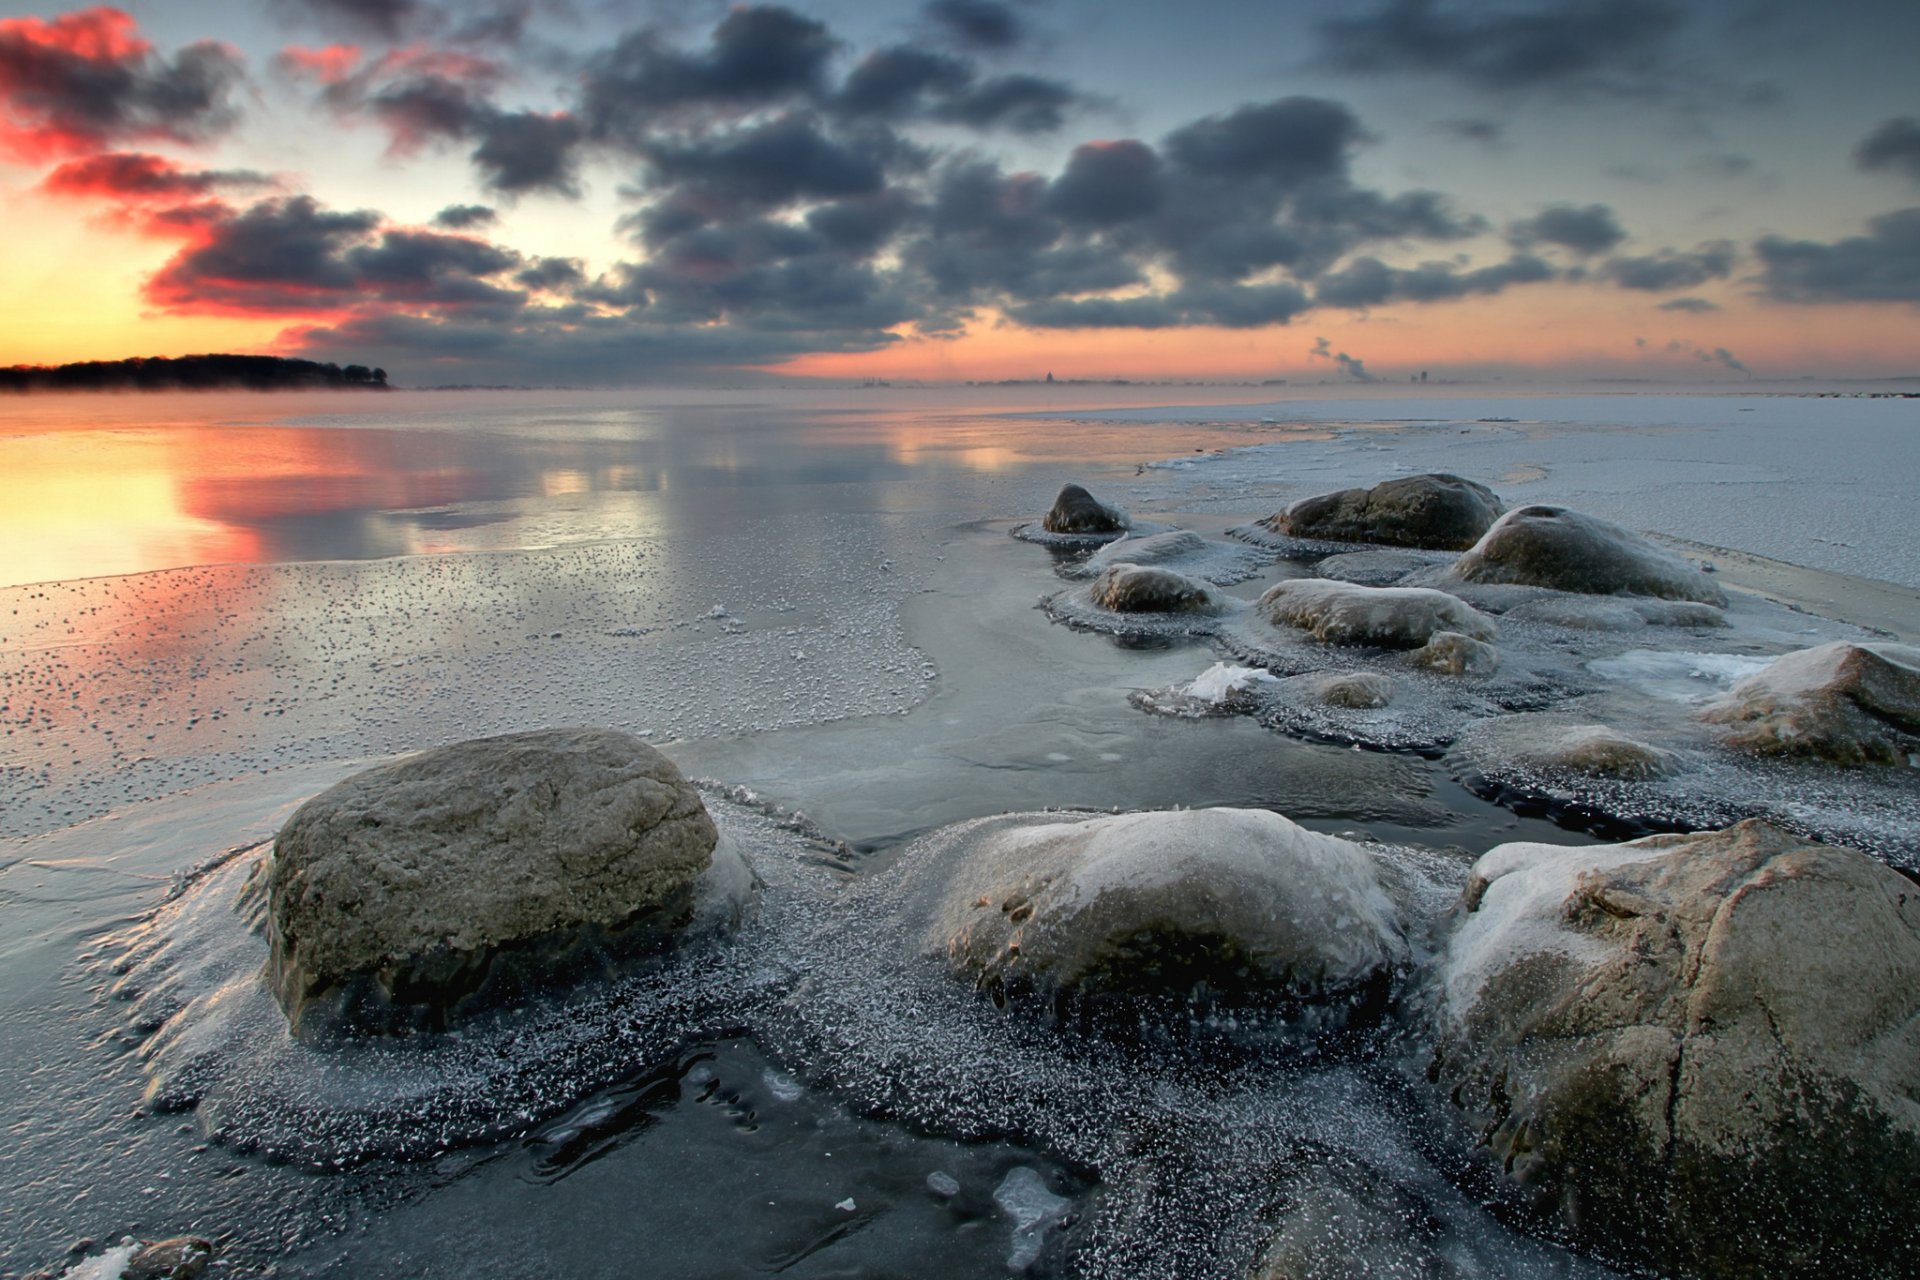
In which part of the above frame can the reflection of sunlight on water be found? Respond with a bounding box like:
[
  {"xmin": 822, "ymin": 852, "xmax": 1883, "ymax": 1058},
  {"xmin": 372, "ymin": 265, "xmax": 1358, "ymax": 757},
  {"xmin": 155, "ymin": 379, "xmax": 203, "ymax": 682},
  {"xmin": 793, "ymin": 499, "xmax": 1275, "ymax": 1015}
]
[{"xmin": 541, "ymin": 469, "xmax": 591, "ymax": 497}]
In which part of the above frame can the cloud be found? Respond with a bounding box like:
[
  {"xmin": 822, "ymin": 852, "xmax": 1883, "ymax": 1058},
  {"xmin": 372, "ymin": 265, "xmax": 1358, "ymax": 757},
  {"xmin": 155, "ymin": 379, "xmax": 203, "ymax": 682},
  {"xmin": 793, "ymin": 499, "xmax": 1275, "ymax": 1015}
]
[
  {"xmin": 928, "ymin": 73, "xmax": 1079, "ymax": 134},
  {"xmin": 580, "ymin": 5, "xmax": 835, "ymax": 139},
  {"xmin": 637, "ymin": 114, "xmax": 900, "ymax": 213},
  {"xmin": 924, "ymin": 0, "xmax": 1027, "ymax": 51},
  {"xmin": 834, "ymin": 46, "xmax": 972, "ymax": 117},
  {"xmin": 1315, "ymin": 253, "xmax": 1556, "ymax": 307},
  {"xmin": 39, "ymin": 151, "xmax": 271, "ymax": 202},
  {"xmin": 0, "ymin": 8, "xmax": 246, "ymax": 160},
  {"xmin": 471, "ymin": 110, "xmax": 584, "ymax": 195},
  {"xmin": 275, "ymin": 0, "xmax": 428, "ymax": 40},
  {"xmin": 1163, "ymin": 97, "xmax": 1361, "ymax": 187},
  {"xmin": 1436, "ymin": 117, "xmax": 1503, "ymax": 145},
  {"xmin": 1755, "ymin": 207, "xmax": 1920, "ymax": 304},
  {"xmin": 1316, "ymin": 0, "xmax": 1683, "ymax": 93},
  {"xmin": 1656, "ymin": 296, "xmax": 1718, "ymax": 312},
  {"xmin": 1046, "ymin": 140, "xmax": 1163, "ymax": 225},
  {"xmin": 1855, "ymin": 117, "xmax": 1920, "ymax": 185},
  {"xmin": 143, "ymin": 194, "xmax": 529, "ymax": 315},
  {"xmin": 432, "ymin": 202, "xmax": 496, "ymax": 229},
  {"xmin": 1511, "ymin": 202, "xmax": 1626, "ymax": 255},
  {"xmin": 1603, "ymin": 240, "xmax": 1733, "ymax": 290}
]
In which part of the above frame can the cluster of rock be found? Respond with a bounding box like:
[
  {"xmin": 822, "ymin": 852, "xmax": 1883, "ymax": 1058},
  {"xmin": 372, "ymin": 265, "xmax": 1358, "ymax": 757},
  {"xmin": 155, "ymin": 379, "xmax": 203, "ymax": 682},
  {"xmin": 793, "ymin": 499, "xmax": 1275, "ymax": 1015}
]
[{"xmin": 1701, "ymin": 639, "xmax": 1920, "ymax": 765}]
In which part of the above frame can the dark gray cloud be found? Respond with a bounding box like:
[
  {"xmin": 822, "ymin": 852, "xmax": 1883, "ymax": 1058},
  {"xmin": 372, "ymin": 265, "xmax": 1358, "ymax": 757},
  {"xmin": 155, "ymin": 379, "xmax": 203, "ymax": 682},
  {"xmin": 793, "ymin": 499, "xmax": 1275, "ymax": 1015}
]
[
  {"xmin": 638, "ymin": 114, "xmax": 902, "ymax": 212},
  {"xmin": 928, "ymin": 73, "xmax": 1079, "ymax": 134},
  {"xmin": 1656, "ymin": 296, "xmax": 1718, "ymax": 312},
  {"xmin": 472, "ymin": 110, "xmax": 584, "ymax": 195},
  {"xmin": 835, "ymin": 47, "xmax": 972, "ymax": 116},
  {"xmin": 275, "ymin": 0, "xmax": 426, "ymax": 39},
  {"xmin": 1316, "ymin": 0, "xmax": 1683, "ymax": 92},
  {"xmin": 1437, "ymin": 117, "xmax": 1504, "ymax": 145},
  {"xmin": 924, "ymin": 0, "xmax": 1027, "ymax": 51},
  {"xmin": 1604, "ymin": 240, "xmax": 1734, "ymax": 290},
  {"xmin": 432, "ymin": 203, "xmax": 497, "ymax": 229},
  {"xmin": 1315, "ymin": 254, "xmax": 1557, "ymax": 307},
  {"xmin": 580, "ymin": 5, "xmax": 835, "ymax": 139},
  {"xmin": 1164, "ymin": 97, "xmax": 1361, "ymax": 187},
  {"xmin": 1856, "ymin": 117, "xmax": 1920, "ymax": 185},
  {"xmin": 0, "ymin": 12, "xmax": 246, "ymax": 158},
  {"xmin": 1046, "ymin": 140, "xmax": 1162, "ymax": 225},
  {"xmin": 514, "ymin": 256, "xmax": 584, "ymax": 291},
  {"xmin": 1511, "ymin": 203, "xmax": 1626, "ymax": 255},
  {"xmin": 1755, "ymin": 208, "xmax": 1920, "ymax": 304},
  {"xmin": 145, "ymin": 194, "xmax": 529, "ymax": 313}
]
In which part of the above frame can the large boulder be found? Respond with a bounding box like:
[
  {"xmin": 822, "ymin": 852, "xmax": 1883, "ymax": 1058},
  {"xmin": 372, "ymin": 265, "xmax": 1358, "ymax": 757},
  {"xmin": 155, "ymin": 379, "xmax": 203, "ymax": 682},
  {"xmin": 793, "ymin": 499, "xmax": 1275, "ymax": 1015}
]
[
  {"xmin": 1088, "ymin": 564, "xmax": 1219, "ymax": 613},
  {"xmin": 1258, "ymin": 579, "xmax": 1497, "ymax": 649},
  {"xmin": 1699, "ymin": 640, "xmax": 1920, "ymax": 765},
  {"xmin": 1042, "ymin": 482, "xmax": 1129, "ymax": 535},
  {"xmin": 931, "ymin": 808, "xmax": 1407, "ymax": 1014},
  {"xmin": 1434, "ymin": 820, "xmax": 1920, "ymax": 1278},
  {"xmin": 1266, "ymin": 473, "xmax": 1504, "ymax": 550},
  {"xmin": 266, "ymin": 728, "xmax": 735, "ymax": 1035},
  {"xmin": 1458, "ymin": 716, "xmax": 1677, "ymax": 781},
  {"xmin": 1446, "ymin": 505, "xmax": 1726, "ymax": 605}
]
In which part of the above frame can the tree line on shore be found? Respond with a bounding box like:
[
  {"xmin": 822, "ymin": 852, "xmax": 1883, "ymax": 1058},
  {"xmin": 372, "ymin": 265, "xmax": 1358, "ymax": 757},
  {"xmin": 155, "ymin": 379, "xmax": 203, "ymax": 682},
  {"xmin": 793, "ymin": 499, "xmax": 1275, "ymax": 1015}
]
[{"xmin": 0, "ymin": 355, "xmax": 390, "ymax": 393}]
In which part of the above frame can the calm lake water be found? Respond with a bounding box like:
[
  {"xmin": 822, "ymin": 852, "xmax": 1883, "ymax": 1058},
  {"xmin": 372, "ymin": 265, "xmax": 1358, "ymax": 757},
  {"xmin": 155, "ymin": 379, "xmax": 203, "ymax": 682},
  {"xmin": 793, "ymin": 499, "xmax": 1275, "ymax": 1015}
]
[{"xmin": 1, "ymin": 387, "xmax": 1912, "ymax": 1278}]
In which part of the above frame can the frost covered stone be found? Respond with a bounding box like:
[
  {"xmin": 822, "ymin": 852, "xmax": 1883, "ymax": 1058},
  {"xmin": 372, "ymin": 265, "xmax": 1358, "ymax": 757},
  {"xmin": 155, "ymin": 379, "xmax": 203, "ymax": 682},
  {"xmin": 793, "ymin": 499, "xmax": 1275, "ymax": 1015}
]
[
  {"xmin": 1411, "ymin": 630, "xmax": 1500, "ymax": 676},
  {"xmin": 1088, "ymin": 564, "xmax": 1219, "ymax": 613},
  {"xmin": 1445, "ymin": 505, "xmax": 1726, "ymax": 605},
  {"xmin": 1266, "ymin": 473, "xmax": 1504, "ymax": 549},
  {"xmin": 1460, "ymin": 717, "xmax": 1676, "ymax": 781},
  {"xmin": 1285, "ymin": 670, "xmax": 1396, "ymax": 709},
  {"xmin": 1042, "ymin": 482, "xmax": 1129, "ymax": 535},
  {"xmin": 1258, "ymin": 579, "xmax": 1497, "ymax": 649},
  {"xmin": 266, "ymin": 727, "xmax": 728, "ymax": 1035},
  {"xmin": 1699, "ymin": 640, "xmax": 1920, "ymax": 765},
  {"xmin": 932, "ymin": 808, "xmax": 1407, "ymax": 1009},
  {"xmin": 1433, "ymin": 820, "xmax": 1920, "ymax": 1278}
]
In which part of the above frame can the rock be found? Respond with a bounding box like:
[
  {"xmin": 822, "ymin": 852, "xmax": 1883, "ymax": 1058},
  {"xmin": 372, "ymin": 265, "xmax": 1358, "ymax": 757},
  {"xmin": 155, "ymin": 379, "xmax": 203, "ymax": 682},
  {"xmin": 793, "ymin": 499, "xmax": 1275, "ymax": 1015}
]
[
  {"xmin": 123, "ymin": 1237, "xmax": 214, "ymax": 1280},
  {"xmin": 267, "ymin": 727, "xmax": 732, "ymax": 1035},
  {"xmin": 1266, "ymin": 474, "xmax": 1504, "ymax": 550},
  {"xmin": 1258, "ymin": 579, "xmax": 1497, "ymax": 649},
  {"xmin": 1504, "ymin": 594, "xmax": 1728, "ymax": 630},
  {"xmin": 1284, "ymin": 670, "xmax": 1396, "ymax": 709},
  {"xmin": 1087, "ymin": 564, "xmax": 1219, "ymax": 613},
  {"xmin": 1411, "ymin": 630, "xmax": 1500, "ymax": 677},
  {"xmin": 1042, "ymin": 482, "xmax": 1129, "ymax": 535},
  {"xmin": 1085, "ymin": 529, "xmax": 1207, "ymax": 571},
  {"xmin": 1445, "ymin": 505, "xmax": 1726, "ymax": 606},
  {"xmin": 1251, "ymin": 1159, "xmax": 1468, "ymax": 1280},
  {"xmin": 1462, "ymin": 717, "xmax": 1677, "ymax": 781},
  {"xmin": 932, "ymin": 808, "xmax": 1407, "ymax": 1011},
  {"xmin": 1434, "ymin": 820, "xmax": 1920, "ymax": 1278},
  {"xmin": 1699, "ymin": 640, "xmax": 1920, "ymax": 765},
  {"xmin": 1313, "ymin": 548, "xmax": 1445, "ymax": 587}
]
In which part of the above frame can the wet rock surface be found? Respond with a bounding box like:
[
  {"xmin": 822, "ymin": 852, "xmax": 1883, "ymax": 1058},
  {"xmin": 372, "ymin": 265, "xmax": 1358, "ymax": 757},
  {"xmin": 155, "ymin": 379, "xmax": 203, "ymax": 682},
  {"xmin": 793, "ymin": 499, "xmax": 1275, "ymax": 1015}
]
[
  {"xmin": 1267, "ymin": 473, "xmax": 1505, "ymax": 550},
  {"xmin": 1433, "ymin": 820, "xmax": 1920, "ymax": 1278},
  {"xmin": 1088, "ymin": 564, "xmax": 1220, "ymax": 614},
  {"xmin": 1042, "ymin": 483, "xmax": 1130, "ymax": 536},
  {"xmin": 1411, "ymin": 631, "xmax": 1500, "ymax": 677},
  {"xmin": 1259, "ymin": 580, "xmax": 1498, "ymax": 650},
  {"xmin": 1700, "ymin": 640, "xmax": 1920, "ymax": 764},
  {"xmin": 927, "ymin": 808, "xmax": 1410, "ymax": 1016},
  {"xmin": 123, "ymin": 1237, "xmax": 215, "ymax": 1280},
  {"xmin": 1437, "ymin": 505, "xmax": 1727, "ymax": 606},
  {"xmin": 266, "ymin": 728, "xmax": 727, "ymax": 1035}
]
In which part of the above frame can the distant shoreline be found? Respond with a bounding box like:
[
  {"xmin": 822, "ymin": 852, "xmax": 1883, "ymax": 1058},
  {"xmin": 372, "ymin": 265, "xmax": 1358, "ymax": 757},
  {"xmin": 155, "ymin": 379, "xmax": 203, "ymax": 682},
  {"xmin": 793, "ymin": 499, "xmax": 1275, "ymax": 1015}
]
[{"xmin": 1, "ymin": 354, "xmax": 390, "ymax": 394}]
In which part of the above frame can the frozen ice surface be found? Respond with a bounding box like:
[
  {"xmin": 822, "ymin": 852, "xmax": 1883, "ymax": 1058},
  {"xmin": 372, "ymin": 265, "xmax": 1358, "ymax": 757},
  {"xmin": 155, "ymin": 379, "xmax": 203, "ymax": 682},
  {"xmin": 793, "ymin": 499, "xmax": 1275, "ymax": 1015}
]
[{"xmin": 1089, "ymin": 394, "xmax": 1920, "ymax": 589}]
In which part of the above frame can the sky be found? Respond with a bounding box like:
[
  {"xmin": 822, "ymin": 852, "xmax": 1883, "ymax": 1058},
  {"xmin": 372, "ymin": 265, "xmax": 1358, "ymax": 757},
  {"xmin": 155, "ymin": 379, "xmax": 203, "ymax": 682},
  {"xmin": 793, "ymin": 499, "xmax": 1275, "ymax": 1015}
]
[{"xmin": 0, "ymin": 0, "xmax": 1917, "ymax": 386}]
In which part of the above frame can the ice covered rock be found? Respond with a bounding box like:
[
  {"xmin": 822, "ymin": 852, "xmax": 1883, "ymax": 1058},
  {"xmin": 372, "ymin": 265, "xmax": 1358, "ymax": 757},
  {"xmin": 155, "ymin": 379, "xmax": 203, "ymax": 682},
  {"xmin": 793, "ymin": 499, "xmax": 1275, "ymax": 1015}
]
[
  {"xmin": 1087, "ymin": 564, "xmax": 1220, "ymax": 613},
  {"xmin": 1284, "ymin": 670, "xmax": 1396, "ymax": 709},
  {"xmin": 1042, "ymin": 482, "xmax": 1129, "ymax": 535},
  {"xmin": 1503, "ymin": 594, "xmax": 1728, "ymax": 631},
  {"xmin": 1258, "ymin": 579, "xmax": 1497, "ymax": 649},
  {"xmin": 1412, "ymin": 630, "xmax": 1500, "ymax": 677},
  {"xmin": 1265, "ymin": 473, "xmax": 1504, "ymax": 550},
  {"xmin": 932, "ymin": 808, "xmax": 1407, "ymax": 1010},
  {"xmin": 1313, "ymin": 548, "xmax": 1446, "ymax": 587},
  {"xmin": 266, "ymin": 728, "xmax": 741, "ymax": 1035},
  {"xmin": 1699, "ymin": 640, "xmax": 1920, "ymax": 765},
  {"xmin": 123, "ymin": 1237, "xmax": 215, "ymax": 1280},
  {"xmin": 1183, "ymin": 662, "xmax": 1280, "ymax": 705},
  {"xmin": 1443, "ymin": 505, "xmax": 1726, "ymax": 606},
  {"xmin": 1460, "ymin": 717, "xmax": 1677, "ymax": 781},
  {"xmin": 1085, "ymin": 529, "xmax": 1206, "ymax": 571},
  {"xmin": 1433, "ymin": 820, "xmax": 1920, "ymax": 1278}
]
